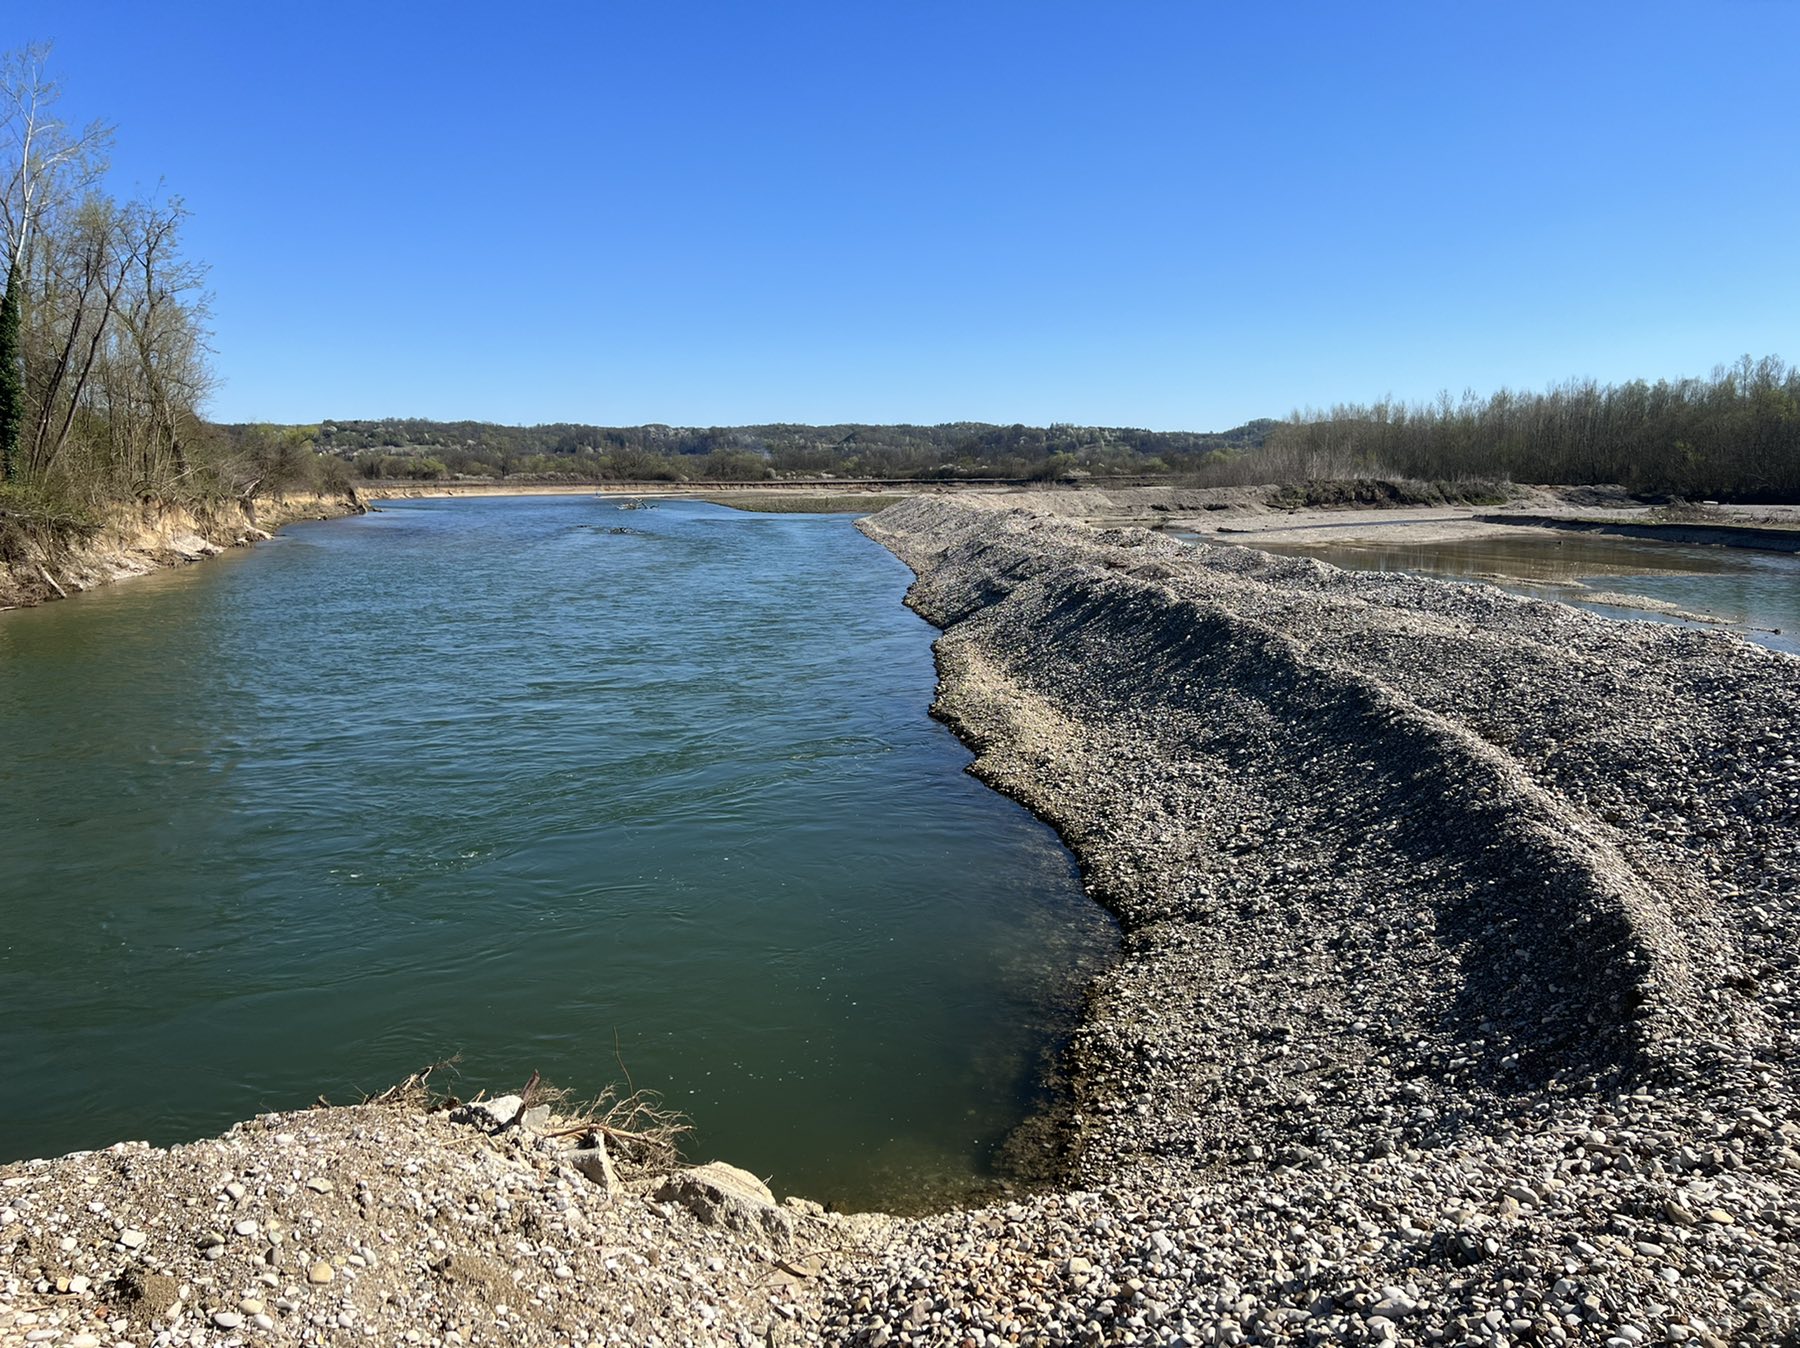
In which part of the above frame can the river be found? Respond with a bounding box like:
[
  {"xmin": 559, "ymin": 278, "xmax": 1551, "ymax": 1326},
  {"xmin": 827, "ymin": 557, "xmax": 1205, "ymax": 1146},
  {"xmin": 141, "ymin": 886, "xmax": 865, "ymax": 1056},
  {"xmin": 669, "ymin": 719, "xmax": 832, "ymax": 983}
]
[
  {"xmin": 1174, "ymin": 529, "xmax": 1800, "ymax": 656},
  {"xmin": 0, "ymin": 496, "xmax": 1116, "ymax": 1211}
]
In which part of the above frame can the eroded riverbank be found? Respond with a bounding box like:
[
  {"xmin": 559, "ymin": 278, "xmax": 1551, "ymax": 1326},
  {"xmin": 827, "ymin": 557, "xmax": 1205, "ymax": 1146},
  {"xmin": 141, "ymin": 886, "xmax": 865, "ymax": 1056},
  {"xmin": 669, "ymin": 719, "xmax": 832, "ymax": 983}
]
[{"xmin": 0, "ymin": 491, "xmax": 364, "ymax": 609}]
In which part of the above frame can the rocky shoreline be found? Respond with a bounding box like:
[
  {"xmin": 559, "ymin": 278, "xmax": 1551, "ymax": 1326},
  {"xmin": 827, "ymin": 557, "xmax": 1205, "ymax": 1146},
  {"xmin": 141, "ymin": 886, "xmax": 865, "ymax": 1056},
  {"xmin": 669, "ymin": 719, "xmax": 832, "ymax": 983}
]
[
  {"xmin": 5, "ymin": 495, "xmax": 1798, "ymax": 1346},
  {"xmin": 829, "ymin": 497, "xmax": 1800, "ymax": 1346}
]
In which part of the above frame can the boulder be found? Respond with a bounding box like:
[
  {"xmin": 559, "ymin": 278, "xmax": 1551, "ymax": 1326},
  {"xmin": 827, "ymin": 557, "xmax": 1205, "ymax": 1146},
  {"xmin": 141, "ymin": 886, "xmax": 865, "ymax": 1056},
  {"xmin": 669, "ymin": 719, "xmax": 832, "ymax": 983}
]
[
  {"xmin": 564, "ymin": 1133, "xmax": 619, "ymax": 1195},
  {"xmin": 452, "ymin": 1096, "xmax": 523, "ymax": 1131},
  {"xmin": 654, "ymin": 1162, "xmax": 792, "ymax": 1244}
]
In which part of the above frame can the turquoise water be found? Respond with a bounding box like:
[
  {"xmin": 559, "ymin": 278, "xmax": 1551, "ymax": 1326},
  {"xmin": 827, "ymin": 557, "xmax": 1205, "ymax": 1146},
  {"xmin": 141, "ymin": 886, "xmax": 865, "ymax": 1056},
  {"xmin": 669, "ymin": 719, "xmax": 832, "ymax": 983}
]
[{"xmin": 0, "ymin": 497, "xmax": 1115, "ymax": 1210}]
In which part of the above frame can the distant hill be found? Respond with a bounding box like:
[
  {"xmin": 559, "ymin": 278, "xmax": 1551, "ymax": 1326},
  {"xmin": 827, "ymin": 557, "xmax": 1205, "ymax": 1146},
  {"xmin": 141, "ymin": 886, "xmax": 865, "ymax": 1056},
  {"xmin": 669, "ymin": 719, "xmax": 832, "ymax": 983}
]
[{"xmin": 214, "ymin": 419, "xmax": 1278, "ymax": 483}]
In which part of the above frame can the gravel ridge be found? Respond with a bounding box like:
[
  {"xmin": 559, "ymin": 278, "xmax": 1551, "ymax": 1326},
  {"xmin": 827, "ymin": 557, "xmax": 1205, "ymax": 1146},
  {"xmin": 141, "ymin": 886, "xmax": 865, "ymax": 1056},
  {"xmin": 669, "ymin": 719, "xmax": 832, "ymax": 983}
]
[
  {"xmin": 5, "ymin": 495, "xmax": 1797, "ymax": 1347},
  {"xmin": 832, "ymin": 496, "xmax": 1800, "ymax": 1346}
]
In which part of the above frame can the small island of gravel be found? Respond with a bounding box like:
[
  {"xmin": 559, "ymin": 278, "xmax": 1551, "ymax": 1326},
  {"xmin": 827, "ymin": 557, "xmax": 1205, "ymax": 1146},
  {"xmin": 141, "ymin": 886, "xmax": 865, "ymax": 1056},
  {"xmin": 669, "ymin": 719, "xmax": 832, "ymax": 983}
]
[{"xmin": 4, "ymin": 494, "xmax": 1797, "ymax": 1348}]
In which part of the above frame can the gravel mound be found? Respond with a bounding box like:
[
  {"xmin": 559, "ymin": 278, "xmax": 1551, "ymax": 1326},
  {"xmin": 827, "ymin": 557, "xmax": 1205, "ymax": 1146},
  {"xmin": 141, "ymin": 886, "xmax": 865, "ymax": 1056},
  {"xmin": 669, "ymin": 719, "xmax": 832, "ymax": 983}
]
[
  {"xmin": 833, "ymin": 497, "xmax": 1800, "ymax": 1346},
  {"xmin": 0, "ymin": 1099, "xmax": 869, "ymax": 1348}
]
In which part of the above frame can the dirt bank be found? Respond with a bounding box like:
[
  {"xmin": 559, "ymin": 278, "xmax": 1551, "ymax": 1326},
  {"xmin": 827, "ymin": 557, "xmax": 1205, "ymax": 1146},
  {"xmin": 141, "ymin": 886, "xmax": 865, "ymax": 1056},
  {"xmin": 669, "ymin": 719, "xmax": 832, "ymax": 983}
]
[
  {"xmin": 0, "ymin": 491, "xmax": 365, "ymax": 610},
  {"xmin": 362, "ymin": 483, "xmax": 621, "ymax": 500},
  {"xmin": 1477, "ymin": 513, "xmax": 1800, "ymax": 554}
]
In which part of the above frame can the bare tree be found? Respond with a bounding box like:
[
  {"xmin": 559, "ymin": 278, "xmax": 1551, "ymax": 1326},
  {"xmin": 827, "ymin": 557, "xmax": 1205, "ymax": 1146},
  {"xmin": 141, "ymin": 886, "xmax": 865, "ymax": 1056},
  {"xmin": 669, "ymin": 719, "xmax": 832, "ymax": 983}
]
[
  {"xmin": 0, "ymin": 43, "xmax": 110, "ymax": 482},
  {"xmin": 22, "ymin": 195, "xmax": 131, "ymax": 478},
  {"xmin": 0, "ymin": 44, "xmax": 110, "ymax": 274},
  {"xmin": 95, "ymin": 196, "xmax": 213, "ymax": 493}
]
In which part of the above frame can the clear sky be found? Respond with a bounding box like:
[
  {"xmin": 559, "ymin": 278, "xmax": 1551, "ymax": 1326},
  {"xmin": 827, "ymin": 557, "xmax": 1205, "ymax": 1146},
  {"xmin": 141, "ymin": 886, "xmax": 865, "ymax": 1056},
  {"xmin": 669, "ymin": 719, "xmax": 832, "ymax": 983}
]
[{"xmin": 10, "ymin": 1, "xmax": 1798, "ymax": 430}]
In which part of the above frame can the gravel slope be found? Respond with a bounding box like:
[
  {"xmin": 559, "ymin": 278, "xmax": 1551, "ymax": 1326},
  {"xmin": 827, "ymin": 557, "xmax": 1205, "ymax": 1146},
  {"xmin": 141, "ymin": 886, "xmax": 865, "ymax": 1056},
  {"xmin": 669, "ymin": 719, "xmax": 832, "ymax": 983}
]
[{"xmin": 831, "ymin": 497, "xmax": 1800, "ymax": 1346}]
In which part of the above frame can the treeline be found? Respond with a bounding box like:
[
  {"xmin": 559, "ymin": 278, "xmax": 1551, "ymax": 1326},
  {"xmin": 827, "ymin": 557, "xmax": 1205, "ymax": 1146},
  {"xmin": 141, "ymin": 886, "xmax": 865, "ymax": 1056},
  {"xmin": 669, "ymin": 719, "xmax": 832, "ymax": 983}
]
[
  {"xmin": 0, "ymin": 46, "xmax": 342, "ymax": 533},
  {"xmin": 1242, "ymin": 357, "xmax": 1800, "ymax": 501},
  {"xmin": 264, "ymin": 418, "xmax": 1278, "ymax": 482}
]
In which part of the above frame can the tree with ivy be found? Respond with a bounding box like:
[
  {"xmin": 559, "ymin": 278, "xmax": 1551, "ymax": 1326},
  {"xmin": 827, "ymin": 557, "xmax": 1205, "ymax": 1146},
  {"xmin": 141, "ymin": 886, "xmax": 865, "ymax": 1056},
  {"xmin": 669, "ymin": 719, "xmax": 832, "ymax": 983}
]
[{"xmin": 0, "ymin": 250, "xmax": 19, "ymax": 481}]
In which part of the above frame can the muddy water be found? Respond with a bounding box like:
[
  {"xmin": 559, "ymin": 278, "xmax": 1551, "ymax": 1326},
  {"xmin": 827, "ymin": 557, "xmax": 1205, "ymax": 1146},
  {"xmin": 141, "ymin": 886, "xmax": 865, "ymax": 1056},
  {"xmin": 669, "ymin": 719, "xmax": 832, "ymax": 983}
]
[{"xmin": 1181, "ymin": 530, "xmax": 1800, "ymax": 656}]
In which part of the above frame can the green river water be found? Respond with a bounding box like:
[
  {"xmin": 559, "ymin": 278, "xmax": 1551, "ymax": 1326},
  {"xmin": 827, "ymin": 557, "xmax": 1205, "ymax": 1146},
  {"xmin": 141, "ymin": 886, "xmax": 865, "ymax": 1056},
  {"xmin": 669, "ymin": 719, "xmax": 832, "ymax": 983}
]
[{"xmin": 0, "ymin": 497, "xmax": 1117, "ymax": 1211}]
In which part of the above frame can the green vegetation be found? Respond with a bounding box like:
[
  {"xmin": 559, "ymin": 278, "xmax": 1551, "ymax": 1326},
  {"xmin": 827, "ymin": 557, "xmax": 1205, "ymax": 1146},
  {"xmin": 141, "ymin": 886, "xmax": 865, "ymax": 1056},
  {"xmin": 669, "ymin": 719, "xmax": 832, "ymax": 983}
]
[
  {"xmin": 0, "ymin": 254, "xmax": 21, "ymax": 482},
  {"xmin": 1242, "ymin": 357, "xmax": 1800, "ymax": 502},
  {"xmin": 269, "ymin": 418, "xmax": 1278, "ymax": 483},
  {"xmin": 0, "ymin": 46, "xmax": 343, "ymax": 543}
]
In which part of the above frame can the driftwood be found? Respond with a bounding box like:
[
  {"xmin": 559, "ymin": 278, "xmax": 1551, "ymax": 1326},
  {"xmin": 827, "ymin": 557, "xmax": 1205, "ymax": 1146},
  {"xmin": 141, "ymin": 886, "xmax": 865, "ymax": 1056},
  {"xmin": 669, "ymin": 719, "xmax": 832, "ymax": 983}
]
[
  {"xmin": 365, "ymin": 1056, "xmax": 461, "ymax": 1106},
  {"xmin": 35, "ymin": 564, "xmax": 67, "ymax": 599},
  {"xmin": 356, "ymin": 1059, "xmax": 689, "ymax": 1173}
]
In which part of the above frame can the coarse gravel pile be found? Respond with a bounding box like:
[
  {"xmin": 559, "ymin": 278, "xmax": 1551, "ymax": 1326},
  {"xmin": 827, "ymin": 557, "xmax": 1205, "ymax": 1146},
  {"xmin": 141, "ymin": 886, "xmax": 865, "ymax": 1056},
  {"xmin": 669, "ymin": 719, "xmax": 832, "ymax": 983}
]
[
  {"xmin": 0, "ymin": 1096, "xmax": 859, "ymax": 1348},
  {"xmin": 831, "ymin": 497, "xmax": 1800, "ymax": 1346},
  {"xmin": 5, "ymin": 495, "xmax": 1798, "ymax": 1348}
]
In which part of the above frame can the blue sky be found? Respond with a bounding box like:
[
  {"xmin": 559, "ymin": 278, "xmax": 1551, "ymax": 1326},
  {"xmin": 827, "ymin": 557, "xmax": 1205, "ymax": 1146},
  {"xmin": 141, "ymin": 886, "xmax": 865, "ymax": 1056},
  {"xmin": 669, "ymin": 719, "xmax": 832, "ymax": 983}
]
[{"xmin": 11, "ymin": 1, "xmax": 1799, "ymax": 429}]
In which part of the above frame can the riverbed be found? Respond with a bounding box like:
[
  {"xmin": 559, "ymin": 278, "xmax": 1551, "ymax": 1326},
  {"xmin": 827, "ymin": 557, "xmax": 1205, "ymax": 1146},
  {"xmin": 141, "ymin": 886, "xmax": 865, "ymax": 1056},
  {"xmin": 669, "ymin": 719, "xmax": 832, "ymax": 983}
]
[{"xmin": 0, "ymin": 496, "xmax": 1115, "ymax": 1211}]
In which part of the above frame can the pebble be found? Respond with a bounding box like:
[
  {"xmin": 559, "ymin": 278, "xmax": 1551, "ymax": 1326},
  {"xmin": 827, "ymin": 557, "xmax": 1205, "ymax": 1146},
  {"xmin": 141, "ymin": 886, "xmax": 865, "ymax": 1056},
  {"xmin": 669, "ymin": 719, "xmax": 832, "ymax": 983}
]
[{"xmin": 823, "ymin": 500, "xmax": 1800, "ymax": 1348}]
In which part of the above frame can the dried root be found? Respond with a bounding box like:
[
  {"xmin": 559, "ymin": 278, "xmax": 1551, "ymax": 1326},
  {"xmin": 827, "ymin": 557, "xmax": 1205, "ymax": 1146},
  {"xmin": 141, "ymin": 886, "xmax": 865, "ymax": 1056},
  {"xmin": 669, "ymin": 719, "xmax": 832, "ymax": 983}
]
[
  {"xmin": 550, "ymin": 1085, "xmax": 693, "ymax": 1174},
  {"xmin": 353, "ymin": 1058, "xmax": 689, "ymax": 1177}
]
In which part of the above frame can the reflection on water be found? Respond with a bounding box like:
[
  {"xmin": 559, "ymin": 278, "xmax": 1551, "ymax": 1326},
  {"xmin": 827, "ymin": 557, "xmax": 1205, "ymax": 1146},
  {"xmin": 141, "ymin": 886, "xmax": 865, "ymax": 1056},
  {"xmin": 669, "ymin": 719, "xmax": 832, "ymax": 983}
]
[
  {"xmin": 0, "ymin": 498, "xmax": 1117, "ymax": 1211},
  {"xmin": 1173, "ymin": 529, "xmax": 1800, "ymax": 656}
]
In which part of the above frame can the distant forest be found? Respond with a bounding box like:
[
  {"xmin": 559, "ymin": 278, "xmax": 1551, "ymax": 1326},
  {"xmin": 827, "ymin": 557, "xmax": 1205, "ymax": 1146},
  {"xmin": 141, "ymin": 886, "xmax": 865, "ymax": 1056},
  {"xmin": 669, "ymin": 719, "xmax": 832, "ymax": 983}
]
[
  {"xmin": 216, "ymin": 357, "xmax": 1800, "ymax": 503},
  {"xmin": 217, "ymin": 419, "xmax": 1279, "ymax": 484},
  {"xmin": 1253, "ymin": 356, "xmax": 1800, "ymax": 502}
]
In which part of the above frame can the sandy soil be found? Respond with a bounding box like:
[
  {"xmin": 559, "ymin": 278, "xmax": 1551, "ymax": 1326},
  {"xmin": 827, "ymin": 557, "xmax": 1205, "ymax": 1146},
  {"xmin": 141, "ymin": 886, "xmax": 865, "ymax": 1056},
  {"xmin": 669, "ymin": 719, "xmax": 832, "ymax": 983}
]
[
  {"xmin": 1173, "ymin": 508, "xmax": 1555, "ymax": 546},
  {"xmin": 0, "ymin": 492, "xmax": 363, "ymax": 611}
]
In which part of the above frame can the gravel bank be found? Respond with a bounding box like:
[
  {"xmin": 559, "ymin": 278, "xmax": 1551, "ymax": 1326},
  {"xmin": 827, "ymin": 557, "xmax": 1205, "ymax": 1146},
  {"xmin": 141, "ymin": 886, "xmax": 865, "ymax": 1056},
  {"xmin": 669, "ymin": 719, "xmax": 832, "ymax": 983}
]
[
  {"xmin": 0, "ymin": 1098, "xmax": 864, "ymax": 1348},
  {"xmin": 833, "ymin": 497, "xmax": 1800, "ymax": 1346},
  {"xmin": 5, "ymin": 494, "xmax": 1796, "ymax": 1347}
]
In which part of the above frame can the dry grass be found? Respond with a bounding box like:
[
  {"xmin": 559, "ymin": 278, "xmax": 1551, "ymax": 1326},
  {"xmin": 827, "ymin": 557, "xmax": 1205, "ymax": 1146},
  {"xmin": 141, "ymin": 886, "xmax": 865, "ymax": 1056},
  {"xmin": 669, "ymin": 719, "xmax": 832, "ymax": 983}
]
[{"xmin": 354, "ymin": 1057, "xmax": 692, "ymax": 1175}]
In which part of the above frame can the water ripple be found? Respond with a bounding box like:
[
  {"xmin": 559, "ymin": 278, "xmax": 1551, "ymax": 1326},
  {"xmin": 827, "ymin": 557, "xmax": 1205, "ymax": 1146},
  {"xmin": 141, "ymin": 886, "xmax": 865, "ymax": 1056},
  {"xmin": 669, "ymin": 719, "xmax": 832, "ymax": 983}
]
[{"xmin": 0, "ymin": 497, "xmax": 1116, "ymax": 1209}]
